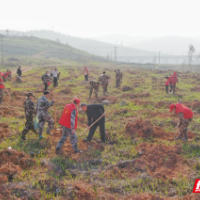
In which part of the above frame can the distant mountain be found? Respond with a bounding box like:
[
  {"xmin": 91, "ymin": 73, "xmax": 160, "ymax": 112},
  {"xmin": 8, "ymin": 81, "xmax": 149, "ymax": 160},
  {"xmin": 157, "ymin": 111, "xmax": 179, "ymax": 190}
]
[
  {"xmin": 0, "ymin": 30, "xmax": 154, "ymax": 62},
  {"xmin": 130, "ymin": 36, "xmax": 200, "ymax": 55},
  {"xmin": 91, "ymin": 35, "xmax": 153, "ymax": 46}
]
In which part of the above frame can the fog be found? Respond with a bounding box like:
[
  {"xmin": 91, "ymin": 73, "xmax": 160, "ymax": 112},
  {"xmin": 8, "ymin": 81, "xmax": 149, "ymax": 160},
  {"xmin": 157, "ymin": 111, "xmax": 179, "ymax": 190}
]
[{"xmin": 0, "ymin": 0, "xmax": 200, "ymax": 64}]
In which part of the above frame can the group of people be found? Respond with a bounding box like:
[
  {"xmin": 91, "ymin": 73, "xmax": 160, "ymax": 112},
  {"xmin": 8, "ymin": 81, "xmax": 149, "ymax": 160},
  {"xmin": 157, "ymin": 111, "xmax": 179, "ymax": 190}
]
[
  {"xmin": 21, "ymin": 90, "xmax": 106, "ymax": 154},
  {"xmin": 41, "ymin": 68, "xmax": 61, "ymax": 91},
  {"xmin": 0, "ymin": 65, "xmax": 194, "ymax": 151},
  {"xmin": 165, "ymin": 72, "xmax": 178, "ymax": 94}
]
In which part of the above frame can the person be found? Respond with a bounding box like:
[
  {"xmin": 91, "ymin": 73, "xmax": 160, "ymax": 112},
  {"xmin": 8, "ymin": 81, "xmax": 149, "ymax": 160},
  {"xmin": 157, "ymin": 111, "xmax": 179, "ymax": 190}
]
[
  {"xmin": 171, "ymin": 72, "xmax": 178, "ymax": 94},
  {"xmin": 2, "ymin": 71, "xmax": 8, "ymax": 82},
  {"xmin": 169, "ymin": 103, "xmax": 193, "ymax": 141},
  {"xmin": 52, "ymin": 68, "xmax": 58, "ymax": 87},
  {"xmin": 37, "ymin": 90, "xmax": 54, "ymax": 139},
  {"xmin": 168, "ymin": 76, "xmax": 173, "ymax": 92},
  {"xmin": 80, "ymin": 103, "xmax": 106, "ymax": 143},
  {"xmin": 56, "ymin": 98, "xmax": 82, "ymax": 154},
  {"xmin": 17, "ymin": 66, "xmax": 22, "ymax": 77},
  {"xmin": 98, "ymin": 71, "xmax": 110, "ymax": 95},
  {"xmin": 89, "ymin": 81, "xmax": 99, "ymax": 99},
  {"xmin": 165, "ymin": 77, "xmax": 169, "ymax": 94},
  {"xmin": 83, "ymin": 66, "xmax": 89, "ymax": 81},
  {"xmin": 41, "ymin": 70, "xmax": 52, "ymax": 91},
  {"xmin": 7, "ymin": 70, "xmax": 12, "ymax": 81},
  {"xmin": 21, "ymin": 93, "xmax": 36, "ymax": 140},
  {"xmin": 0, "ymin": 73, "xmax": 5, "ymax": 104},
  {"xmin": 56, "ymin": 72, "xmax": 61, "ymax": 87},
  {"xmin": 115, "ymin": 69, "xmax": 122, "ymax": 88}
]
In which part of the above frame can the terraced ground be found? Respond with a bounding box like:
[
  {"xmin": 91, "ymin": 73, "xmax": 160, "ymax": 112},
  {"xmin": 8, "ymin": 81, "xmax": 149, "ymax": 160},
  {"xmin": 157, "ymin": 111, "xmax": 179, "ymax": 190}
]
[{"xmin": 1, "ymin": 64, "xmax": 200, "ymax": 200}]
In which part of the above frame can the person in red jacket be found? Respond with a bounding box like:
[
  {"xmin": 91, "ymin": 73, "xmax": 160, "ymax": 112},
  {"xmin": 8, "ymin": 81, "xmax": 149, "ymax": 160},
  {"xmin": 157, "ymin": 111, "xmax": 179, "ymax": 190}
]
[
  {"xmin": 83, "ymin": 66, "xmax": 89, "ymax": 81},
  {"xmin": 171, "ymin": 72, "xmax": 178, "ymax": 94},
  {"xmin": 56, "ymin": 98, "xmax": 82, "ymax": 154},
  {"xmin": 7, "ymin": 70, "xmax": 12, "ymax": 81},
  {"xmin": 165, "ymin": 77, "xmax": 169, "ymax": 94},
  {"xmin": 0, "ymin": 73, "xmax": 5, "ymax": 104},
  {"xmin": 2, "ymin": 71, "xmax": 8, "ymax": 82},
  {"xmin": 169, "ymin": 103, "xmax": 193, "ymax": 140}
]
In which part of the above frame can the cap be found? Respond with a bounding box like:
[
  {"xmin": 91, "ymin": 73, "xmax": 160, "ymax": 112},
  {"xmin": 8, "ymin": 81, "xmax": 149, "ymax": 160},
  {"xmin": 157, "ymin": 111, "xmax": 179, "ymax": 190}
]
[
  {"xmin": 27, "ymin": 92, "xmax": 35, "ymax": 97},
  {"xmin": 80, "ymin": 103, "xmax": 87, "ymax": 107},
  {"xmin": 44, "ymin": 90, "xmax": 50, "ymax": 95},
  {"xmin": 73, "ymin": 98, "xmax": 80, "ymax": 104},
  {"xmin": 169, "ymin": 104, "xmax": 176, "ymax": 112}
]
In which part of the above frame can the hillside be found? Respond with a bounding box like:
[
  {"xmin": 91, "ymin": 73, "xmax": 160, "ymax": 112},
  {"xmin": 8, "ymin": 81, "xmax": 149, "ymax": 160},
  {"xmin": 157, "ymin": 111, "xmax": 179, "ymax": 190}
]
[
  {"xmin": 0, "ymin": 30, "xmax": 154, "ymax": 62},
  {"xmin": 0, "ymin": 64, "xmax": 200, "ymax": 199},
  {"xmin": 0, "ymin": 35, "xmax": 111, "ymax": 67}
]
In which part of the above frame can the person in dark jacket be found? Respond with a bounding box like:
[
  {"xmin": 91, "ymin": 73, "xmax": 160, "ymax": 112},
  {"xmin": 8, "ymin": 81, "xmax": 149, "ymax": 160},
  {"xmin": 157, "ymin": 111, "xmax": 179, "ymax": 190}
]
[
  {"xmin": 80, "ymin": 103, "xmax": 106, "ymax": 142},
  {"xmin": 17, "ymin": 66, "xmax": 22, "ymax": 77}
]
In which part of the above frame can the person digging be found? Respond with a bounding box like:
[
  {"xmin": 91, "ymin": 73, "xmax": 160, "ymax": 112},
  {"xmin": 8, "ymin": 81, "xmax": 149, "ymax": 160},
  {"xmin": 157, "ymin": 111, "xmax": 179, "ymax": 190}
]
[
  {"xmin": 0, "ymin": 73, "xmax": 5, "ymax": 104},
  {"xmin": 56, "ymin": 98, "xmax": 82, "ymax": 154},
  {"xmin": 37, "ymin": 90, "xmax": 55, "ymax": 139},
  {"xmin": 21, "ymin": 93, "xmax": 37, "ymax": 140},
  {"xmin": 80, "ymin": 103, "xmax": 106, "ymax": 143},
  {"xmin": 169, "ymin": 103, "xmax": 193, "ymax": 141}
]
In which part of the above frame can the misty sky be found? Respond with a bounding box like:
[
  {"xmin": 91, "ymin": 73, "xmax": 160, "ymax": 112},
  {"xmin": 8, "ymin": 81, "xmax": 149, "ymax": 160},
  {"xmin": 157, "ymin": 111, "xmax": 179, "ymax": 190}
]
[{"xmin": 0, "ymin": 0, "xmax": 199, "ymax": 38}]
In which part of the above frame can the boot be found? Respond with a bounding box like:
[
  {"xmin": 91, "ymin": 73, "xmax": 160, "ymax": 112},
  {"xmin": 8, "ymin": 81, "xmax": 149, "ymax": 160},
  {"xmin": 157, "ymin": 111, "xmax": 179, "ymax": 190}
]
[
  {"xmin": 175, "ymin": 136, "xmax": 181, "ymax": 140},
  {"xmin": 55, "ymin": 148, "xmax": 60, "ymax": 155},
  {"xmin": 46, "ymin": 130, "xmax": 53, "ymax": 135},
  {"xmin": 21, "ymin": 135, "xmax": 27, "ymax": 140},
  {"xmin": 181, "ymin": 137, "xmax": 188, "ymax": 141},
  {"xmin": 74, "ymin": 149, "xmax": 82, "ymax": 153}
]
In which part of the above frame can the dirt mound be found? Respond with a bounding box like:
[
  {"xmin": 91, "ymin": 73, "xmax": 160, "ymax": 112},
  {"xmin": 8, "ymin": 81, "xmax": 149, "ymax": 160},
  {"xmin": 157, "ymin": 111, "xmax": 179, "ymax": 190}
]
[
  {"xmin": 68, "ymin": 84, "xmax": 77, "ymax": 87},
  {"xmin": 115, "ymin": 109, "xmax": 128, "ymax": 115},
  {"xmin": 136, "ymin": 143, "xmax": 191, "ymax": 179},
  {"xmin": 125, "ymin": 119, "xmax": 194, "ymax": 141},
  {"xmin": 59, "ymin": 88, "xmax": 71, "ymax": 94},
  {"xmin": 191, "ymin": 87, "xmax": 200, "ymax": 92},
  {"xmin": 0, "ymin": 122, "xmax": 12, "ymax": 139},
  {"xmin": 0, "ymin": 150, "xmax": 35, "ymax": 183},
  {"xmin": 192, "ymin": 101, "xmax": 200, "ymax": 109},
  {"xmin": 124, "ymin": 92, "xmax": 150, "ymax": 99},
  {"xmin": 97, "ymin": 95, "xmax": 118, "ymax": 104},
  {"xmin": 122, "ymin": 86, "xmax": 132, "ymax": 92}
]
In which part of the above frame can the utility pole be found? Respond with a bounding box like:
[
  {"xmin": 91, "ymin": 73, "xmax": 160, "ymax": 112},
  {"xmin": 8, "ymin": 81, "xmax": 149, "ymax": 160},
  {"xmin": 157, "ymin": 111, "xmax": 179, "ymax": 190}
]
[
  {"xmin": 0, "ymin": 34, "xmax": 4, "ymax": 67},
  {"xmin": 114, "ymin": 47, "xmax": 117, "ymax": 62}
]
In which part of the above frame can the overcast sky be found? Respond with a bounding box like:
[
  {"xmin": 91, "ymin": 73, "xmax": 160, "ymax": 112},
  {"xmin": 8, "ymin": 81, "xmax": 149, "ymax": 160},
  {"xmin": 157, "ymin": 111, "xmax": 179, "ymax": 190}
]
[{"xmin": 0, "ymin": 0, "xmax": 199, "ymax": 38}]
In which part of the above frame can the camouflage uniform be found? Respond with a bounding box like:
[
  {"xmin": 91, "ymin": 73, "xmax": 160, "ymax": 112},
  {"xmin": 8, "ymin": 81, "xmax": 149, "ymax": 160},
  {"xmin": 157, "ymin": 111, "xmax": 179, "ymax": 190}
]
[
  {"xmin": 115, "ymin": 70, "xmax": 122, "ymax": 87},
  {"xmin": 177, "ymin": 113, "xmax": 192, "ymax": 138},
  {"xmin": 22, "ymin": 98, "xmax": 36, "ymax": 137},
  {"xmin": 89, "ymin": 81, "xmax": 99, "ymax": 98},
  {"xmin": 98, "ymin": 74, "xmax": 110, "ymax": 95},
  {"xmin": 37, "ymin": 95, "xmax": 54, "ymax": 136},
  {"xmin": 56, "ymin": 110, "xmax": 78, "ymax": 150},
  {"xmin": 41, "ymin": 73, "xmax": 51, "ymax": 91}
]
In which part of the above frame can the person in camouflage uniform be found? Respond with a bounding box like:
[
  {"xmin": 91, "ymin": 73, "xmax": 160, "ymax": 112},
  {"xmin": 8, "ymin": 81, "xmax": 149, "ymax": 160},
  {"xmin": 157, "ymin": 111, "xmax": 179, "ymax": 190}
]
[
  {"xmin": 98, "ymin": 71, "xmax": 110, "ymax": 95},
  {"xmin": 21, "ymin": 93, "xmax": 36, "ymax": 140},
  {"xmin": 56, "ymin": 98, "xmax": 82, "ymax": 154},
  {"xmin": 41, "ymin": 70, "xmax": 52, "ymax": 91},
  {"xmin": 37, "ymin": 90, "xmax": 54, "ymax": 139},
  {"xmin": 169, "ymin": 103, "xmax": 193, "ymax": 141},
  {"xmin": 115, "ymin": 69, "xmax": 122, "ymax": 88},
  {"xmin": 89, "ymin": 81, "xmax": 99, "ymax": 99},
  {"xmin": 0, "ymin": 73, "xmax": 5, "ymax": 104}
]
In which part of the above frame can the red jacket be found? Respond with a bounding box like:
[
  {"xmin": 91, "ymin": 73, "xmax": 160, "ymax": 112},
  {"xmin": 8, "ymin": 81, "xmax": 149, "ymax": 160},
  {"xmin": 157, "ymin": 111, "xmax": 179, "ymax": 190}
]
[
  {"xmin": 59, "ymin": 103, "xmax": 78, "ymax": 129},
  {"xmin": 165, "ymin": 80, "xmax": 169, "ymax": 86},
  {"xmin": 175, "ymin": 103, "xmax": 193, "ymax": 119},
  {"xmin": 171, "ymin": 72, "xmax": 178, "ymax": 84},
  {"xmin": 0, "ymin": 77, "xmax": 5, "ymax": 89},
  {"xmin": 2, "ymin": 72, "xmax": 8, "ymax": 79},
  {"xmin": 84, "ymin": 66, "xmax": 89, "ymax": 75},
  {"xmin": 168, "ymin": 77, "xmax": 172, "ymax": 84}
]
